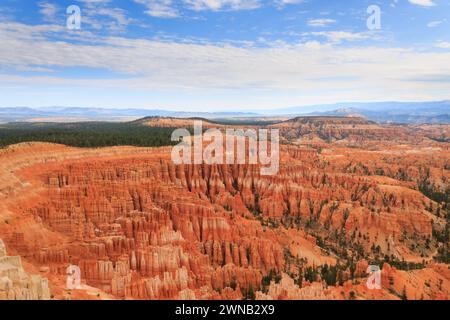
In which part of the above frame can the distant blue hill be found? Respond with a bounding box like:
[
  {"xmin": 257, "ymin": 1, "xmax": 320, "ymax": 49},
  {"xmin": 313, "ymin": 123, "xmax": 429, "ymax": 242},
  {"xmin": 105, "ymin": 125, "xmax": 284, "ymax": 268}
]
[
  {"xmin": 0, "ymin": 107, "xmax": 259, "ymax": 123},
  {"xmin": 1, "ymin": 101, "xmax": 449, "ymax": 124},
  {"xmin": 259, "ymin": 101, "xmax": 450, "ymax": 124},
  {"xmin": 261, "ymin": 100, "xmax": 450, "ymax": 115}
]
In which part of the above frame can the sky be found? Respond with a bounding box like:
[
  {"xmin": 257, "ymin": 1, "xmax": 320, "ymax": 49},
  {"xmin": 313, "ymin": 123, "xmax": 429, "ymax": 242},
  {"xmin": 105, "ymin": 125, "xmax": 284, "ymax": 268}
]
[{"xmin": 0, "ymin": 0, "xmax": 449, "ymax": 111}]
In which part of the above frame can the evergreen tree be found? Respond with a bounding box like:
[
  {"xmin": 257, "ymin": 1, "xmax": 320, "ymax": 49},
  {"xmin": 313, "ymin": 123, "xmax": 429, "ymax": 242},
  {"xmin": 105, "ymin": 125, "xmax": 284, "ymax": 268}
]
[{"xmin": 401, "ymin": 286, "xmax": 408, "ymax": 300}]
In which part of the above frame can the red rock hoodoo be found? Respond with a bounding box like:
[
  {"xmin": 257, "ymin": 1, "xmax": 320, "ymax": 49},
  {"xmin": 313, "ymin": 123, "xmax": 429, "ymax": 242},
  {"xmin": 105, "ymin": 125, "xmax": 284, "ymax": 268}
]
[{"xmin": 0, "ymin": 120, "xmax": 448, "ymax": 300}]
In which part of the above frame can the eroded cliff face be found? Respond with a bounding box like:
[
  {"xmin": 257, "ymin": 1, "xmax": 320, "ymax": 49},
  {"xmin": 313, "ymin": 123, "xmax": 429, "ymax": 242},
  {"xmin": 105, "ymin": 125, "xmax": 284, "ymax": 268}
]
[
  {"xmin": 22, "ymin": 159, "xmax": 286, "ymax": 299},
  {"xmin": 0, "ymin": 239, "xmax": 50, "ymax": 300},
  {"xmin": 270, "ymin": 117, "xmax": 413, "ymax": 145},
  {"xmin": 0, "ymin": 121, "xmax": 448, "ymax": 300}
]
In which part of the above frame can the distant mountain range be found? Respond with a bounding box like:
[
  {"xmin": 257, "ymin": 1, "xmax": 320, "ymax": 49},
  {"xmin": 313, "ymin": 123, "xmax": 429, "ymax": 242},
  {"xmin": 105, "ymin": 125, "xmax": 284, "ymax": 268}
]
[
  {"xmin": 0, "ymin": 101, "xmax": 449, "ymax": 124},
  {"xmin": 309, "ymin": 108, "xmax": 450, "ymax": 124},
  {"xmin": 260, "ymin": 101, "xmax": 450, "ymax": 124},
  {"xmin": 0, "ymin": 107, "xmax": 259, "ymax": 123}
]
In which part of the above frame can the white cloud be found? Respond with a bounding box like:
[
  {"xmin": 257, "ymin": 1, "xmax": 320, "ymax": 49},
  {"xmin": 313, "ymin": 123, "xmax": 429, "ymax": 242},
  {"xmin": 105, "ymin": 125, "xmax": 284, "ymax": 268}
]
[
  {"xmin": 183, "ymin": 0, "xmax": 261, "ymax": 11},
  {"xmin": 76, "ymin": 0, "xmax": 112, "ymax": 3},
  {"xmin": 133, "ymin": 0, "xmax": 303, "ymax": 17},
  {"xmin": 390, "ymin": 0, "xmax": 399, "ymax": 8},
  {"xmin": 276, "ymin": 0, "xmax": 305, "ymax": 4},
  {"xmin": 307, "ymin": 18, "xmax": 336, "ymax": 27},
  {"xmin": 436, "ymin": 41, "xmax": 450, "ymax": 49},
  {"xmin": 408, "ymin": 0, "xmax": 436, "ymax": 7},
  {"xmin": 73, "ymin": 0, "xmax": 133, "ymax": 30},
  {"xmin": 0, "ymin": 22, "xmax": 449, "ymax": 107},
  {"xmin": 92, "ymin": 7, "xmax": 131, "ymax": 29},
  {"xmin": 133, "ymin": 0, "xmax": 179, "ymax": 18},
  {"xmin": 38, "ymin": 2, "xmax": 58, "ymax": 22},
  {"xmin": 308, "ymin": 31, "xmax": 371, "ymax": 43},
  {"xmin": 427, "ymin": 19, "xmax": 446, "ymax": 27}
]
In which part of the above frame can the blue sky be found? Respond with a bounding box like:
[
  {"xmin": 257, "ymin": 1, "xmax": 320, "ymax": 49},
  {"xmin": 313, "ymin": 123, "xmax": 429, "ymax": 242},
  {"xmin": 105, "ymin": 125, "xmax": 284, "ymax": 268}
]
[{"xmin": 0, "ymin": 0, "xmax": 449, "ymax": 111}]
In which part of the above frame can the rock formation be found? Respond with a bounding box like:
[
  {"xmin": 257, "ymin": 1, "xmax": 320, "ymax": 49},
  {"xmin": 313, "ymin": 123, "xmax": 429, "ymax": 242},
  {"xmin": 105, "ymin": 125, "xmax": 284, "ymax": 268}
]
[
  {"xmin": 0, "ymin": 239, "xmax": 50, "ymax": 300},
  {"xmin": 0, "ymin": 119, "xmax": 448, "ymax": 300}
]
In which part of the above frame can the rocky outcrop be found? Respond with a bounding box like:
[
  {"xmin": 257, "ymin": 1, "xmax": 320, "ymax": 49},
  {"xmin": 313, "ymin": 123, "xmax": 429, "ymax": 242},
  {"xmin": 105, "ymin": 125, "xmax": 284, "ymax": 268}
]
[
  {"xmin": 0, "ymin": 239, "xmax": 50, "ymax": 300},
  {"xmin": 256, "ymin": 274, "xmax": 330, "ymax": 300},
  {"xmin": 270, "ymin": 117, "xmax": 416, "ymax": 146},
  {"xmin": 0, "ymin": 134, "xmax": 448, "ymax": 300}
]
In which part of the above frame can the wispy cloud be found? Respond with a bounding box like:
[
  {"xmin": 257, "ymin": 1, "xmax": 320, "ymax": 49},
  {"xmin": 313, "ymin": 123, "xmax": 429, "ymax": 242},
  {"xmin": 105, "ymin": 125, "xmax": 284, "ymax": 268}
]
[
  {"xmin": 276, "ymin": 0, "xmax": 305, "ymax": 4},
  {"xmin": 77, "ymin": 0, "xmax": 113, "ymax": 3},
  {"xmin": 133, "ymin": 0, "xmax": 305, "ymax": 17},
  {"xmin": 307, "ymin": 18, "xmax": 336, "ymax": 27},
  {"xmin": 436, "ymin": 41, "xmax": 450, "ymax": 49},
  {"xmin": 308, "ymin": 31, "xmax": 372, "ymax": 43},
  {"xmin": 38, "ymin": 2, "xmax": 58, "ymax": 23},
  {"xmin": 184, "ymin": 0, "xmax": 261, "ymax": 11},
  {"xmin": 0, "ymin": 1, "xmax": 449, "ymax": 108},
  {"xmin": 427, "ymin": 19, "xmax": 446, "ymax": 27},
  {"xmin": 408, "ymin": 0, "xmax": 436, "ymax": 7},
  {"xmin": 134, "ymin": 0, "xmax": 179, "ymax": 18},
  {"xmin": 1, "ymin": 22, "xmax": 449, "ymax": 101},
  {"xmin": 74, "ymin": 0, "xmax": 133, "ymax": 30}
]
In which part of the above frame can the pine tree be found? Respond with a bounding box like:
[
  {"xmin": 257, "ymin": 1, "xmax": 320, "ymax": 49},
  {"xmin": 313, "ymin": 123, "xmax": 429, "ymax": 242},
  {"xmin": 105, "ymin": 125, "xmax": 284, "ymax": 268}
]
[{"xmin": 401, "ymin": 286, "xmax": 407, "ymax": 300}]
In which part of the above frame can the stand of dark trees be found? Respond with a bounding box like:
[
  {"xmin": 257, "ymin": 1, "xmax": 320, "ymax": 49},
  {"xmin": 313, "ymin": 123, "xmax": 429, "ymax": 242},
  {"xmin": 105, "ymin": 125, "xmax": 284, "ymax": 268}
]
[{"xmin": 0, "ymin": 122, "xmax": 182, "ymax": 148}]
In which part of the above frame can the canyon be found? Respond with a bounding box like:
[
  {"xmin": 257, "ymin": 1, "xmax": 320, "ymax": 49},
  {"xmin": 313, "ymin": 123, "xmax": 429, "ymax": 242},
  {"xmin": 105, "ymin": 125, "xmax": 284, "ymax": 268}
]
[{"xmin": 0, "ymin": 117, "xmax": 448, "ymax": 300}]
